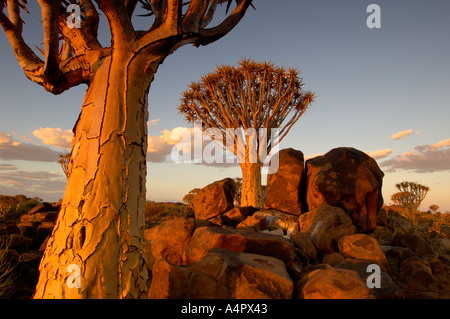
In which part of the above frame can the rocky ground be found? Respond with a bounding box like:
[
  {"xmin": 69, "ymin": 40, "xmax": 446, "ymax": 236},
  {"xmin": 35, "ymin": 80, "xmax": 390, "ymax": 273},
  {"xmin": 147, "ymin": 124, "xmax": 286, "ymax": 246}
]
[{"xmin": 1, "ymin": 147, "xmax": 449, "ymax": 299}]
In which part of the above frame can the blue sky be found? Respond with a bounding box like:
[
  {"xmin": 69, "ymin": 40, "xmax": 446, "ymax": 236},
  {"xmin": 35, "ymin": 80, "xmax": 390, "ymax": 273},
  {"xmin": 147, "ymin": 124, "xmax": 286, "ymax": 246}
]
[{"xmin": 1, "ymin": 0, "xmax": 449, "ymax": 212}]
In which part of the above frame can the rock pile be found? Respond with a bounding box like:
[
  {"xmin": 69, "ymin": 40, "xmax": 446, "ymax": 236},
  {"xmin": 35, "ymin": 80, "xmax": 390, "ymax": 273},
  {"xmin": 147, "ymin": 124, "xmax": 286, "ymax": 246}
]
[
  {"xmin": 1, "ymin": 147, "xmax": 449, "ymax": 299},
  {"xmin": 0, "ymin": 202, "xmax": 60, "ymax": 298},
  {"xmin": 145, "ymin": 147, "xmax": 449, "ymax": 299}
]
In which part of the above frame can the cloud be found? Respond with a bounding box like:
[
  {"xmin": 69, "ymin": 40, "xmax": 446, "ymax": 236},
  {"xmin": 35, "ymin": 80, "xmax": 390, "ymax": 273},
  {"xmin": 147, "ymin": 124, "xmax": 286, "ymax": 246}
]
[
  {"xmin": 0, "ymin": 164, "xmax": 17, "ymax": 171},
  {"xmin": 0, "ymin": 130, "xmax": 62, "ymax": 162},
  {"xmin": 147, "ymin": 119, "xmax": 160, "ymax": 128},
  {"xmin": 32, "ymin": 127, "xmax": 73, "ymax": 150},
  {"xmin": 365, "ymin": 149, "xmax": 393, "ymax": 160},
  {"xmin": 381, "ymin": 138, "xmax": 450, "ymax": 173},
  {"xmin": 0, "ymin": 131, "xmax": 13, "ymax": 144},
  {"xmin": 391, "ymin": 129, "xmax": 419, "ymax": 140},
  {"xmin": 147, "ymin": 126, "xmax": 238, "ymax": 167},
  {"xmin": 0, "ymin": 170, "xmax": 66, "ymax": 198}
]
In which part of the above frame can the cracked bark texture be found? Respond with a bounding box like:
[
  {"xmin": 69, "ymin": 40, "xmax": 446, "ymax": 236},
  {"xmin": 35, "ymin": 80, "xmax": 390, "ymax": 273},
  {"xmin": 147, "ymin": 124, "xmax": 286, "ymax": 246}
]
[
  {"xmin": 34, "ymin": 49, "xmax": 162, "ymax": 299},
  {"xmin": 1, "ymin": 0, "xmax": 254, "ymax": 298}
]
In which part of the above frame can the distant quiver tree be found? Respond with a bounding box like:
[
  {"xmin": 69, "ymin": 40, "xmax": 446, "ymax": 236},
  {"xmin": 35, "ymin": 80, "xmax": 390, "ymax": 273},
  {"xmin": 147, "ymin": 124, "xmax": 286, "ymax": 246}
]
[{"xmin": 178, "ymin": 59, "xmax": 315, "ymax": 207}]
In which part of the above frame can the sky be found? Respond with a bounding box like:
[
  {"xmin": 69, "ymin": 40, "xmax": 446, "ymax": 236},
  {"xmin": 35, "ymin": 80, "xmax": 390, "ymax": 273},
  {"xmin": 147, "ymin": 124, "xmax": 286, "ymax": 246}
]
[{"xmin": 0, "ymin": 0, "xmax": 449, "ymax": 212}]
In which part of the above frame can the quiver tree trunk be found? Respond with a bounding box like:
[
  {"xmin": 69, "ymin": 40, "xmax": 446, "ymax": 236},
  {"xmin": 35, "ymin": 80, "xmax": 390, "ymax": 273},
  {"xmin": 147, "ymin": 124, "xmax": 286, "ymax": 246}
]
[
  {"xmin": 34, "ymin": 48, "xmax": 165, "ymax": 299},
  {"xmin": 239, "ymin": 162, "xmax": 262, "ymax": 208},
  {"xmin": 0, "ymin": 0, "xmax": 254, "ymax": 299}
]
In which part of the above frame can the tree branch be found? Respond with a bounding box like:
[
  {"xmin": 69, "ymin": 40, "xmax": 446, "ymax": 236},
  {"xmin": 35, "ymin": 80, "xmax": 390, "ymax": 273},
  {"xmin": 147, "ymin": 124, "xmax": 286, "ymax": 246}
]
[
  {"xmin": 194, "ymin": 0, "xmax": 252, "ymax": 47},
  {"xmin": 37, "ymin": 0, "xmax": 62, "ymax": 86},
  {"xmin": 95, "ymin": 0, "xmax": 136, "ymax": 47},
  {"xmin": 0, "ymin": 1, "xmax": 45, "ymax": 85}
]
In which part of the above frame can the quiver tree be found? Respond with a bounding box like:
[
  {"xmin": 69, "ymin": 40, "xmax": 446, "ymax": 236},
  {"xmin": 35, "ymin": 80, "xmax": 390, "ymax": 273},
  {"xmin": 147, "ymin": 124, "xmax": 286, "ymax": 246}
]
[
  {"xmin": 1, "ymin": 0, "xmax": 254, "ymax": 298},
  {"xmin": 391, "ymin": 181, "xmax": 429, "ymax": 224},
  {"xmin": 178, "ymin": 59, "xmax": 315, "ymax": 207}
]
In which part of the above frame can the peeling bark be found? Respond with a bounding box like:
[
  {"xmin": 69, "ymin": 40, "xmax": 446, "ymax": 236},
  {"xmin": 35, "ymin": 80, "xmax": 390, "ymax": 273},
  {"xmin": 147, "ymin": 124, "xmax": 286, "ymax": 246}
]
[{"xmin": 34, "ymin": 48, "xmax": 165, "ymax": 299}]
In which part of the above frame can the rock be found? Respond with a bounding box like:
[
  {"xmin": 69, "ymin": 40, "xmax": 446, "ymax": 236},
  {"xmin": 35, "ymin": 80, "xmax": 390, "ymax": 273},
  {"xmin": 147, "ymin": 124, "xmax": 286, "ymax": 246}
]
[
  {"xmin": 335, "ymin": 259, "xmax": 405, "ymax": 299},
  {"xmin": 18, "ymin": 225, "xmax": 37, "ymax": 241},
  {"xmin": 297, "ymin": 266, "xmax": 371, "ymax": 299},
  {"xmin": 149, "ymin": 249, "xmax": 293, "ymax": 299},
  {"xmin": 207, "ymin": 214, "xmax": 233, "ymax": 227},
  {"xmin": 290, "ymin": 230, "xmax": 317, "ymax": 263},
  {"xmin": 298, "ymin": 203, "xmax": 356, "ymax": 255},
  {"xmin": 400, "ymin": 256, "xmax": 441, "ymax": 293},
  {"xmin": 381, "ymin": 246, "xmax": 416, "ymax": 279},
  {"xmin": 192, "ymin": 178, "xmax": 235, "ymax": 220},
  {"xmin": 19, "ymin": 211, "xmax": 58, "ymax": 224},
  {"xmin": 35, "ymin": 221, "xmax": 54, "ymax": 249},
  {"xmin": 261, "ymin": 229, "xmax": 285, "ymax": 237},
  {"xmin": 264, "ymin": 148, "xmax": 305, "ymax": 215},
  {"xmin": 304, "ymin": 147, "xmax": 384, "ymax": 233},
  {"xmin": 377, "ymin": 208, "xmax": 388, "ymax": 226},
  {"xmin": 252, "ymin": 209, "xmax": 299, "ymax": 236},
  {"xmin": 368, "ymin": 225, "xmax": 393, "ymax": 246},
  {"xmin": 184, "ymin": 226, "xmax": 295, "ymax": 266},
  {"xmin": 323, "ymin": 252, "xmax": 345, "ymax": 266},
  {"xmin": 392, "ymin": 234, "xmax": 433, "ymax": 256},
  {"xmin": 236, "ymin": 214, "xmax": 268, "ymax": 232},
  {"xmin": 385, "ymin": 208, "xmax": 414, "ymax": 233},
  {"xmin": 143, "ymin": 217, "xmax": 196, "ymax": 266},
  {"xmin": 223, "ymin": 207, "xmax": 256, "ymax": 226},
  {"xmin": 27, "ymin": 202, "xmax": 57, "ymax": 215},
  {"xmin": 338, "ymin": 234, "xmax": 390, "ymax": 272}
]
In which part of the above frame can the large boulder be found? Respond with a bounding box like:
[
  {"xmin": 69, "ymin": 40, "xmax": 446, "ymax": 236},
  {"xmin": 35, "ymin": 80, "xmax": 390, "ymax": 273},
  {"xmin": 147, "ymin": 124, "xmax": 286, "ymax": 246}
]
[
  {"xmin": 335, "ymin": 259, "xmax": 405, "ymax": 299},
  {"xmin": 392, "ymin": 234, "xmax": 433, "ymax": 256},
  {"xmin": 264, "ymin": 148, "xmax": 305, "ymax": 215},
  {"xmin": 143, "ymin": 217, "xmax": 196, "ymax": 267},
  {"xmin": 184, "ymin": 226, "xmax": 295, "ymax": 266},
  {"xmin": 338, "ymin": 234, "xmax": 390, "ymax": 272},
  {"xmin": 298, "ymin": 203, "xmax": 356, "ymax": 255},
  {"xmin": 192, "ymin": 178, "xmax": 235, "ymax": 220},
  {"xmin": 296, "ymin": 265, "xmax": 371, "ymax": 299},
  {"xmin": 304, "ymin": 147, "xmax": 384, "ymax": 233},
  {"xmin": 149, "ymin": 249, "xmax": 293, "ymax": 299},
  {"xmin": 291, "ymin": 230, "xmax": 318, "ymax": 263}
]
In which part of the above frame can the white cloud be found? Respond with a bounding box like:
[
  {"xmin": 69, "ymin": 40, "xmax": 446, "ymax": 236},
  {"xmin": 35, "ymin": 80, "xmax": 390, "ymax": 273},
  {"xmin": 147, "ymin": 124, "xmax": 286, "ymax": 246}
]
[
  {"xmin": 32, "ymin": 127, "xmax": 73, "ymax": 150},
  {"xmin": 365, "ymin": 149, "xmax": 393, "ymax": 160},
  {"xmin": 0, "ymin": 170, "xmax": 66, "ymax": 197},
  {"xmin": 0, "ymin": 130, "xmax": 62, "ymax": 162},
  {"xmin": 0, "ymin": 164, "xmax": 17, "ymax": 171},
  {"xmin": 147, "ymin": 119, "xmax": 160, "ymax": 127},
  {"xmin": 391, "ymin": 129, "xmax": 419, "ymax": 140},
  {"xmin": 381, "ymin": 138, "xmax": 450, "ymax": 173},
  {"xmin": 147, "ymin": 127, "xmax": 237, "ymax": 166}
]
